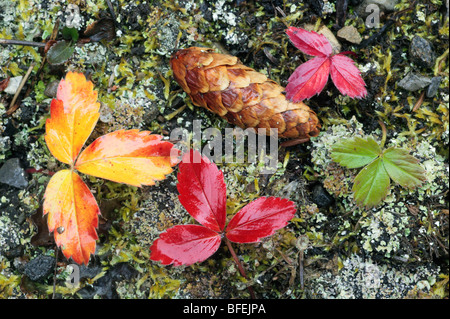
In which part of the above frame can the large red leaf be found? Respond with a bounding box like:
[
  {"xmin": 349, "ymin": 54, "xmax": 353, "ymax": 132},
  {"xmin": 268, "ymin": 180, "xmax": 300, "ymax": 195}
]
[
  {"xmin": 285, "ymin": 56, "xmax": 331, "ymax": 102},
  {"xmin": 225, "ymin": 197, "xmax": 296, "ymax": 243},
  {"xmin": 43, "ymin": 169, "xmax": 100, "ymax": 265},
  {"xmin": 286, "ymin": 26, "xmax": 332, "ymax": 57},
  {"xmin": 176, "ymin": 150, "xmax": 227, "ymax": 232},
  {"xmin": 74, "ymin": 129, "xmax": 177, "ymax": 187},
  {"xmin": 330, "ymin": 54, "xmax": 367, "ymax": 99},
  {"xmin": 149, "ymin": 225, "xmax": 221, "ymax": 266}
]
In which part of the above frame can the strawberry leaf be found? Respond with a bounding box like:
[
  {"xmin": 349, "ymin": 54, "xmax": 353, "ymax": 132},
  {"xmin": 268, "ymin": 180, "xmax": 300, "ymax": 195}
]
[
  {"xmin": 43, "ymin": 170, "xmax": 100, "ymax": 265},
  {"xmin": 286, "ymin": 26, "xmax": 332, "ymax": 57},
  {"xmin": 331, "ymin": 136, "xmax": 381, "ymax": 169},
  {"xmin": 330, "ymin": 54, "xmax": 367, "ymax": 99},
  {"xmin": 176, "ymin": 150, "xmax": 227, "ymax": 232},
  {"xmin": 382, "ymin": 147, "xmax": 426, "ymax": 189},
  {"xmin": 352, "ymin": 157, "xmax": 390, "ymax": 208},
  {"xmin": 74, "ymin": 129, "xmax": 177, "ymax": 187},
  {"xmin": 149, "ymin": 225, "xmax": 221, "ymax": 266},
  {"xmin": 226, "ymin": 197, "xmax": 296, "ymax": 243},
  {"xmin": 285, "ymin": 56, "xmax": 331, "ymax": 102}
]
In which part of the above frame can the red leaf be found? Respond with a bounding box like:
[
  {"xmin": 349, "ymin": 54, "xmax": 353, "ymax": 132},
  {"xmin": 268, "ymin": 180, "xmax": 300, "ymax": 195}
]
[
  {"xmin": 285, "ymin": 56, "xmax": 331, "ymax": 102},
  {"xmin": 177, "ymin": 150, "xmax": 227, "ymax": 232},
  {"xmin": 330, "ymin": 54, "xmax": 367, "ymax": 99},
  {"xmin": 286, "ymin": 26, "xmax": 332, "ymax": 57},
  {"xmin": 225, "ymin": 197, "xmax": 296, "ymax": 243},
  {"xmin": 149, "ymin": 225, "xmax": 221, "ymax": 266}
]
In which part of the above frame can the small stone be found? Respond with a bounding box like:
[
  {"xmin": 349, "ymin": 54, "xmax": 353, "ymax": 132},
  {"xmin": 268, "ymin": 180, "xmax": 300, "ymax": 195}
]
[
  {"xmin": 409, "ymin": 36, "xmax": 436, "ymax": 68},
  {"xmin": 337, "ymin": 26, "xmax": 362, "ymax": 44},
  {"xmin": 312, "ymin": 184, "xmax": 334, "ymax": 208},
  {"xmin": 426, "ymin": 76, "xmax": 442, "ymax": 98},
  {"xmin": 24, "ymin": 255, "xmax": 55, "ymax": 281},
  {"xmin": 0, "ymin": 158, "xmax": 28, "ymax": 189},
  {"xmin": 3, "ymin": 76, "xmax": 23, "ymax": 95},
  {"xmin": 398, "ymin": 73, "xmax": 431, "ymax": 91},
  {"xmin": 44, "ymin": 80, "xmax": 60, "ymax": 98}
]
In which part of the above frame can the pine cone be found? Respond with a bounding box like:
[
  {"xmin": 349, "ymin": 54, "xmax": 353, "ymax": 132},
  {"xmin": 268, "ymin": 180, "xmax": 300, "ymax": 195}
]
[{"xmin": 170, "ymin": 47, "xmax": 320, "ymax": 145}]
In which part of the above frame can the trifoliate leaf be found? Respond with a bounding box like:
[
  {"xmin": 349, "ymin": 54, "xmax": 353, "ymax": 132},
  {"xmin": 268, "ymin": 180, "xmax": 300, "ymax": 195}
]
[
  {"xmin": 382, "ymin": 147, "xmax": 426, "ymax": 189},
  {"xmin": 352, "ymin": 157, "xmax": 390, "ymax": 208},
  {"xmin": 331, "ymin": 136, "xmax": 381, "ymax": 169}
]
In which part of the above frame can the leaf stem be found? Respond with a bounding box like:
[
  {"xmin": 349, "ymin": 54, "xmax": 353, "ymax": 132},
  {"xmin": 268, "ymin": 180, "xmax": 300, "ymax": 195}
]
[
  {"xmin": 225, "ymin": 237, "xmax": 256, "ymax": 299},
  {"xmin": 378, "ymin": 120, "xmax": 387, "ymax": 149}
]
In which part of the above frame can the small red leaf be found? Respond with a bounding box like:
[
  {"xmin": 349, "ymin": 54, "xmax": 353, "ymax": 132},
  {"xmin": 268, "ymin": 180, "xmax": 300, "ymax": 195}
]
[
  {"xmin": 177, "ymin": 150, "xmax": 227, "ymax": 232},
  {"xmin": 330, "ymin": 54, "xmax": 367, "ymax": 99},
  {"xmin": 285, "ymin": 56, "xmax": 331, "ymax": 102},
  {"xmin": 286, "ymin": 26, "xmax": 332, "ymax": 57},
  {"xmin": 149, "ymin": 225, "xmax": 221, "ymax": 266},
  {"xmin": 225, "ymin": 197, "xmax": 296, "ymax": 243}
]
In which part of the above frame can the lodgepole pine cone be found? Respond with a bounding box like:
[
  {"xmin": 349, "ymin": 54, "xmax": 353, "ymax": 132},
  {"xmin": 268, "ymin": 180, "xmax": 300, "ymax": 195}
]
[{"xmin": 170, "ymin": 47, "xmax": 321, "ymax": 145}]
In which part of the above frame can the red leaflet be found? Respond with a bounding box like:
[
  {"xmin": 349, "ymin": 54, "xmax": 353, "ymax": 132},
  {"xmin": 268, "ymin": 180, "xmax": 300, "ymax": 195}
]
[
  {"xmin": 285, "ymin": 27, "xmax": 367, "ymax": 101},
  {"xmin": 285, "ymin": 56, "xmax": 330, "ymax": 102},
  {"xmin": 150, "ymin": 150, "xmax": 297, "ymax": 266},
  {"xmin": 286, "ymin": 26, "xmax": 332, "ymax": 57},
  {"xmin": 330, "ymin": 54, "xmax": 367, "ymax": 99}
]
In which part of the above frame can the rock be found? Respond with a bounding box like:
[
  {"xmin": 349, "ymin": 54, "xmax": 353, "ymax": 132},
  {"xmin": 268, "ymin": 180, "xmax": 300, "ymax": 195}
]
[
  {"xmin": 0, "ymin": 158, "xmax": 28, "ymax": 189},
  {"xmin": 311, "ymin": 184, "xmax": 334, "ymax": 208},
  {"xmin": 24, "ymin": 255, "xmax": 55, "ymax": 281},
  {"xmin": 44, "ymin": 80, "xmax": 59, "ymax": 98},
  {"xmin": 409, "ymin": 36, "xmax": 436, "ymax": 68},
  {"xmin": 426, "ymin": 76, "xmax": 442, "ymax": 98},
  {"xmin": 337, "ymin": 26, "xmax": 362, "ymax": 44},
  {"xmin": 356, "ymin": 0, "xmax": 399, "ymax": 19},
  {"xmin": 398, "ymin": 73, "xmax": 432, "ymax": 91},
  {"xmin": 3, "ymin": 76, "xmax": 23, "ymax": 95}
]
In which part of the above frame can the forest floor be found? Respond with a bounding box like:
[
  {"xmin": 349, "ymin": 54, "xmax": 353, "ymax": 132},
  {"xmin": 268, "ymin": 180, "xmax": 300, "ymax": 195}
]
[{"xmin": 0, "ymin": 0, "xmax": 448, "ymax": 300}]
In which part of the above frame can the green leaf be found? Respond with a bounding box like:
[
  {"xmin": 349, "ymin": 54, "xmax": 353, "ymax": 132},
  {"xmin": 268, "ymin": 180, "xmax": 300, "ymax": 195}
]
[
  {"xmin": 331, "ymin": 136, "xmax": 381, "ymax": 169},
  {"xmin": 352, "ymin": 157, "xmax": 390, "ymax": 208},
  {"xmin": 382, "ymin": 147, "xmax": 426, "ymax": 189},
  {"xmin": 62, "ymin": 27, "xmax": 79, "ymax": 42},
  {"xmin": 46, "ymin": 40, "xmax": 74, "ymax": 65}
]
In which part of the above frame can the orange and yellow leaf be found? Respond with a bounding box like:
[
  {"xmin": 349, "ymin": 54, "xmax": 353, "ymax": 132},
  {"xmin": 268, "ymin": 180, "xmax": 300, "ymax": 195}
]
[
  {"xmin": 43, "ymin": 169, "xmax": 100, "ymax": 265},
  {"xmin": 45, "ymin": 72, "xmax": 100, "ymax": 165},
  {"xmin": 74, "ymin": 129, "xmax": 178, "ymax": 187}
]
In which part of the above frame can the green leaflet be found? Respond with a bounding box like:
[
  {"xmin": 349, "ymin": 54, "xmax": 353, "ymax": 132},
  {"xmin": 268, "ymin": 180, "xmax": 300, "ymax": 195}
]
[
  {"xmin": 46, "ymin": 40, "xmax": 74, "ymax": 65},
  {"xmin": 352, "ymin": 158, "xmax": 390, "ymax": 208},
  {"xmin": 382, "ymin": 147, "xmax": 426, "ymax": 189},
  {"xmin": 331, "ymin": 136, "xmax": 381, "ymax": 169},
  {"xmin": 331, "ymin": 136, "xmax": 426, "ymax": 208}
]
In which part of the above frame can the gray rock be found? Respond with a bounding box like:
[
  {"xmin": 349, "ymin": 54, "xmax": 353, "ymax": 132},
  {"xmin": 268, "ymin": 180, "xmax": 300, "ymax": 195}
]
[
  {"xmin": 0, "ymin": 158, "xmax": 28, "ymax": 189},
  {"xmin": 24, "ymin": 255, "xmax": 55, "ymax": 281},
  {"xmin": 337, "ymin": 26, "xmax": 363, "ymax": 44},
  {"xmin": 3, "ymin": 76, "xmax": 23, "ymax": 95},
  {"xmin": 398, "ymin": 73, "xmax": 432, "ymax": 91},
  {"xmin": 44, "ymin": 80, "xmax": 60, "ymax": 98},
  {"xmin": 356, "ymin": 0, "xmax": 399, "ymax": 19},
  {"xmin": 426, "ymin": 76, "xmax": 442, "ymax": 98},
  {"xmin": 409, "ymin": 36, "xmax": 436, "ymax": 68}
]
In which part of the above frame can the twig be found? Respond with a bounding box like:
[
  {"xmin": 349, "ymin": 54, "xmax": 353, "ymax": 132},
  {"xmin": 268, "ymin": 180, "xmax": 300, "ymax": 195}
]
[
  {"xmin": 225, "ymin": 237, "xmax": 256, "ymax": 299},
  {"xmin": 378, "ymin": 120, "xmax": 387, "ymax": 149},
  {"xmin": 0, "ymin": 39, "xmax": 47, "ymax": 47}
]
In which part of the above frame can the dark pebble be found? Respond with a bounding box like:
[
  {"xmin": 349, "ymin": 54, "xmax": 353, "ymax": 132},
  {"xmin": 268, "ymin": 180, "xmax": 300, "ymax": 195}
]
[
  {"xmin": 24, "ymin": 255, "xmax": 55, "ymax": 281},
  {"xmin": 0, "ymin": 158, "xmax": 28, "ymax": 189},
  {"xmin": 311, "ymin": 184, "xmax": 334, "ymax": 208},
  {"xmin": 398, "ymin": 73, "xmax": 431, "ymax": 91},
  {"xmin": 426, "ymin": 76, "xmax": 442, "ymax": 98},
  {"xmin": 409, "ymin": 36, "xmax": 436, "ymax": 68}
]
